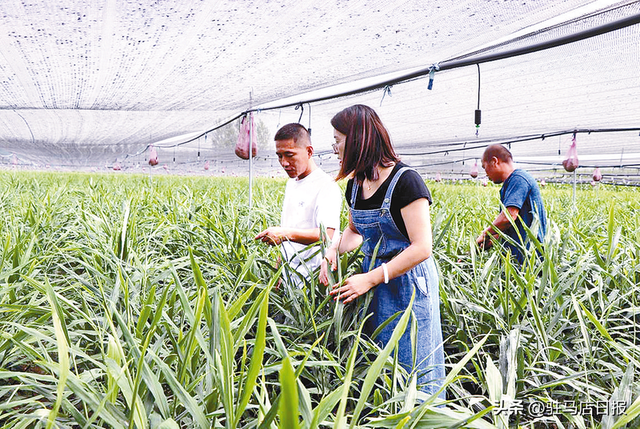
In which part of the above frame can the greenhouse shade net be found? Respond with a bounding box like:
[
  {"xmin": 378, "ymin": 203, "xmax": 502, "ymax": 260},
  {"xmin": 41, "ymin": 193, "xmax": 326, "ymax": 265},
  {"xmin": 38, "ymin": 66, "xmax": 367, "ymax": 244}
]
[{"xmin": 0, "ymin": 0, "xmax": 638, "ymax": 182}]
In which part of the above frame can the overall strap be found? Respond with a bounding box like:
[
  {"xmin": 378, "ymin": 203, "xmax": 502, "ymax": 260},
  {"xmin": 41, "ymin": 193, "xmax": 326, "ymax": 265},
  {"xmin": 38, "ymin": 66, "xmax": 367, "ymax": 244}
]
[
  {"xmin": 350, "ymin": 179, "xmax": 359, "ymax": 208},
  {"xmin": 381, "ymin": 167, "xmax": 412, "ymax": 210}
]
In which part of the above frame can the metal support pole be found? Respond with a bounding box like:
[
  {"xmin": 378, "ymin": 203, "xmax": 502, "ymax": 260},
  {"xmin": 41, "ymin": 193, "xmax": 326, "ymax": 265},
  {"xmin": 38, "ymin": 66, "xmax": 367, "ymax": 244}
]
[
  {"xmin": 249, "ymin": 119, "xmax": 253, "ymax": 209},
  {"xmin": 249, "ymin": 92, "xmax": 253, "ymax": 210},
  {"xmin": 573, "ymin": 169, "xmax": 577, "ymax": 207}
]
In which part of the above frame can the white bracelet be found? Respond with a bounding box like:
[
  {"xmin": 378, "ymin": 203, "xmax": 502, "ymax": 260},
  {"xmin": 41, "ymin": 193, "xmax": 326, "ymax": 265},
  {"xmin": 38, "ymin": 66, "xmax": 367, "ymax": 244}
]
[{"xmin": 381, "ymin": 263, "xmax": 389, "ymax": 284}]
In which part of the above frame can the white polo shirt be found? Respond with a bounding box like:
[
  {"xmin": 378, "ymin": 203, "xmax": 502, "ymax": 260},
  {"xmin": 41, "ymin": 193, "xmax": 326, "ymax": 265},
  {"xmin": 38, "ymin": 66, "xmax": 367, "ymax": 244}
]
[{"xmin": 280, "ymin": 168, "xmax": 342, "ymax": 287}]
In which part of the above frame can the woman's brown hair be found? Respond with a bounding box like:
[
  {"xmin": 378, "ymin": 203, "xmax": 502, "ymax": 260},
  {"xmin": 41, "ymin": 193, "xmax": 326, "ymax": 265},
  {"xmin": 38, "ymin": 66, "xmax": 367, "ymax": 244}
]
[{"xmin": 331, "ymin": 104, "xmax": 400, "ymax": 183}]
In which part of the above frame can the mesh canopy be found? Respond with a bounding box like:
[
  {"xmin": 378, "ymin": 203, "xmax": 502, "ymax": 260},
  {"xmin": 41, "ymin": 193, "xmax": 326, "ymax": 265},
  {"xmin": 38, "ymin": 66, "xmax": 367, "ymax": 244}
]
[{"xmin": 0, "ymin": 0, "xmax": 638, "ymax": 181}]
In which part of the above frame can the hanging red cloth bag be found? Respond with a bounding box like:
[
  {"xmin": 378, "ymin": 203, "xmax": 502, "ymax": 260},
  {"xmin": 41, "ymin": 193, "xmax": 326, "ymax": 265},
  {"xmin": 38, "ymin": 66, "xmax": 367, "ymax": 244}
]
[
  {"xmin": 470, "ymin": 160, "xmax": 479, "ymax": 178},
  {"xmin": 592, "ymin": 167, "xmax": 602, "ymax": 182},
  {"xmin": 235, "ymin": 113, "xmax": 257, "ymax": 160},
  {"xmin": 562, "ymin": 137, "xmax": 579, "ymax": 172},
  {"xmin": 148, "ymin": 145, "xmax": 158, "ymax": 166}
]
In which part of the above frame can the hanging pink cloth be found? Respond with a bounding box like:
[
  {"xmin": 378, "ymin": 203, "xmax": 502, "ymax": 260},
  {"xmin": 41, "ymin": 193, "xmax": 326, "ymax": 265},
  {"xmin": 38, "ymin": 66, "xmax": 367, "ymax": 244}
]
[
  {"xmin": 235, "ymin": 113, "xmax": 258, "ymax": 160},
  {"xmin": 148, "ymin": 145, "xmax": 158, "ymax": 166},
  {"xmin": 470, "ymin": 160, "xmax": 479, "ymax": 178},
  {"xmin": 592, "ymin": 167, "xmax": 602, "ymax": 182},
  {"xmin": 562, "ymin": 136, "xmax": 579, "ymax": 172},
  {"xmin": 204, "ymin": 160, "xmax": 210, "ymax": 170}
]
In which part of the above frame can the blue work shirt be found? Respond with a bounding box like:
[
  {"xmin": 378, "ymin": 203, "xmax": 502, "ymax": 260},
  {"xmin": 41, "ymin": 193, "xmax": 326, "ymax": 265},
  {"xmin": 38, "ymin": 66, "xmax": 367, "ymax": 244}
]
[{"xmin": 500, "ymin": 169, "xmax": 547, "ymax": 263}]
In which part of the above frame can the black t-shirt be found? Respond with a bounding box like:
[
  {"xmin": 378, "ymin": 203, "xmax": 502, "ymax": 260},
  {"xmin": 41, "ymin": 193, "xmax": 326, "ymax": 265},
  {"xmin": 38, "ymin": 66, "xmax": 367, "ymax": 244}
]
[{"xmin": 345, "ymin": 162, "xmax": 432, "ymax": 239}]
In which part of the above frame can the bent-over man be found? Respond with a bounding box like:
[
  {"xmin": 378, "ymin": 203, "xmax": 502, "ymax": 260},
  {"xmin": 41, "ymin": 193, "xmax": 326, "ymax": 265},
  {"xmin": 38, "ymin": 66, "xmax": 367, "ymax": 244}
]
[{"xmin": 476, "ymin": 144, "xmax": 547, "ymax": 264}]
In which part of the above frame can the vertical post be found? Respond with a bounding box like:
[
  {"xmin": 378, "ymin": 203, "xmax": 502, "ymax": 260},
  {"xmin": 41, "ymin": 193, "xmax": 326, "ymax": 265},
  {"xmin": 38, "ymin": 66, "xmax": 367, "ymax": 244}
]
[
  {"xmin": 572, "ymin": 169, "xmax": 577, "ymax": 207},
  {"xmin": 249, "ymin": 91, "xmax": 253, "ymax": 210}
]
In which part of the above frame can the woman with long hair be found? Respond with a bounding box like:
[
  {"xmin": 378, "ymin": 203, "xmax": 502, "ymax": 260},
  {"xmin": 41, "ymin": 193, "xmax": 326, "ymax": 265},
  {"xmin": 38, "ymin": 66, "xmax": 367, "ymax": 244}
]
[{"xmin": 320, "ymin": 104, "xmax": 445, "ymax": 395}]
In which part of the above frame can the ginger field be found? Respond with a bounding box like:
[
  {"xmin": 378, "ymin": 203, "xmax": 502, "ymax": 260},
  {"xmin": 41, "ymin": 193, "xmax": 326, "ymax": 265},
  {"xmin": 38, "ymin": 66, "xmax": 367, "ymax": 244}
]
[{"xmin": 1, "ymin": 171, "xmax": 639, "ymax": 429}]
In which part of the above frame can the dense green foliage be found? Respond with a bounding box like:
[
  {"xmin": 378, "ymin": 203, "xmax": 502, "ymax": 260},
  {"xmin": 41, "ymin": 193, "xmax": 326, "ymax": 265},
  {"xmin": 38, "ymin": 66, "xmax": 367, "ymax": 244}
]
[{"xmin": 0, "ymin": 171, "xmax": 639, "ymax": 428}]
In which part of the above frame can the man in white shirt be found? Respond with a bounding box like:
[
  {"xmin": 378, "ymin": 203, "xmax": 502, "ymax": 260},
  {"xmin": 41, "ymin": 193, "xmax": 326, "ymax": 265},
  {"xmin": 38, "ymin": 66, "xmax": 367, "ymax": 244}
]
[{"xmin": 255, "ymin": 123, "xmax": 342, "ymax": 287}]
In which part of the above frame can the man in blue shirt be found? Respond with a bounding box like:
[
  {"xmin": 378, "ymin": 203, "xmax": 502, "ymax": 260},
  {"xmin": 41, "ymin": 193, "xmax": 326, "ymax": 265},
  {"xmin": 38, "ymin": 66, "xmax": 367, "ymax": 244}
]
[{"xmin": 476, "ymin": 144, "xmax": 547, "ymax": 264}]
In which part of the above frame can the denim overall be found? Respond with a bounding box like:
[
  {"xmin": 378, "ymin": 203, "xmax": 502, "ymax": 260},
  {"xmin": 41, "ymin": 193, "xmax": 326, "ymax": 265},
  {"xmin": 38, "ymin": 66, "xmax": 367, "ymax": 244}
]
[{"xmin": 350, "ymin": 167, "xmax": 445, "ymax": 395}]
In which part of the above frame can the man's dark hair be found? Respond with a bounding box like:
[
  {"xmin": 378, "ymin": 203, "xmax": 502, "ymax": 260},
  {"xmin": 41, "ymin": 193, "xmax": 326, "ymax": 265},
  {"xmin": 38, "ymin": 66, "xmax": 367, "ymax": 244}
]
[
  {"xmin": 483, "ymin": 144, "xmax": 513, "ymax": 163},
  {"xmin": 274, "ymin": 123, "xmax": 310, "ymax": 147}
]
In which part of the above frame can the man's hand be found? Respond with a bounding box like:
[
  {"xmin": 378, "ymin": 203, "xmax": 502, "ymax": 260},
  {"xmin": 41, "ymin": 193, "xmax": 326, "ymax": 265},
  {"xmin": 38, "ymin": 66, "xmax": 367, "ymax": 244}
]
[
  {"xmin": 476, "ymin": 230, "xmax": 493, "ymax": 250},
  {"xmin": 477, "ymin": 207, "xmax": 519, "ymax": 250},
  {"xmin": 254, "ymin": 227, "xmax": 289, "ymax": 246},
  {"xmin": 319, "ymin": 247, "xmax": 338, "ymax": 286}
]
